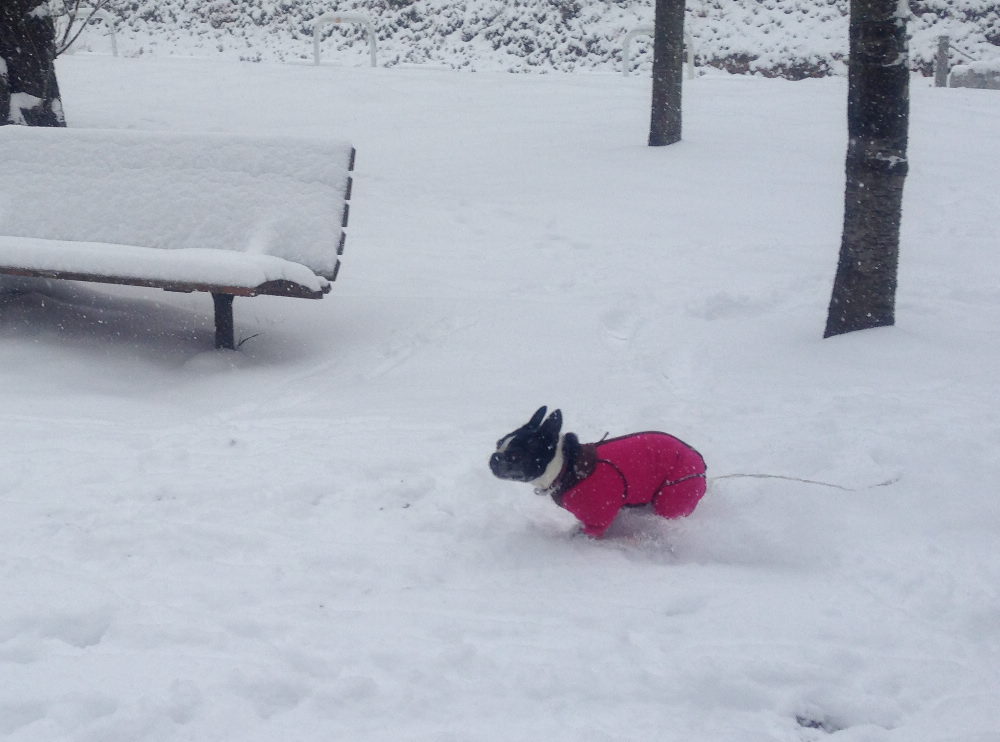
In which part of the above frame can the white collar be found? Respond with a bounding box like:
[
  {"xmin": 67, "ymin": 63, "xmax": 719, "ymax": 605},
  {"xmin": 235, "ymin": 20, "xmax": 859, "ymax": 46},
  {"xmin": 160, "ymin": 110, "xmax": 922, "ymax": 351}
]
[{"xmin": 530, "ymin": 435, "xmax": 565, "ymax": 494}]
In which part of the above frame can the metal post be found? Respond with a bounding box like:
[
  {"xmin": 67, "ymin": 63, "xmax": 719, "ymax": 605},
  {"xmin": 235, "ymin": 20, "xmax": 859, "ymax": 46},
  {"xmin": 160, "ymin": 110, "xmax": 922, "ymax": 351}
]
[
  {"xmin": 934, "ymin": 35, "xmax": 949, "ymax": 87},
  {"xmin": 212, "ymin": 293, "xmax": 235, "ymax": 350},
  {"xmin": 623, "ymin": 26, "xmax": 653, "ymax": 77},
  {"xmin": 313, "ymin": 12, "xmax": 377, "ymax": 68},
  {"xmin": 623, "ymin": 27, "xmax": 695, "ymax": 79},
  {"xmin": 90, "ymin": 9, "xmax": 118, "ymax": 57},
  {"xmin": 63, "ymin": 6, "xmax": 119, "ymax": 57}
]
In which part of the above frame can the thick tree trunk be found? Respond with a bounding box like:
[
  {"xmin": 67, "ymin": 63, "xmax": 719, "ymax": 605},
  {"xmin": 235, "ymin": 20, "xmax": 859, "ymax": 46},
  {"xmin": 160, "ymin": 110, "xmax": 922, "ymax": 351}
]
[
  {"xmin": 0, "ymin": 0, "xmax": 65, "ymax": 127},
  {"xmin": 648, "ymin": 0, "xmax": 685, "ymax": 146},
  {"xmin": 824, "ymin": 0, "xmax": 909, "ymax": 337}
]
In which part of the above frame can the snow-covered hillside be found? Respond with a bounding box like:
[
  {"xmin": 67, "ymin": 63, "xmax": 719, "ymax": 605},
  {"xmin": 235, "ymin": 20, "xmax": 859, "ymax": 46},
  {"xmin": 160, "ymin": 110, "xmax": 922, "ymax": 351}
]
[
  {"xmin": 76, "ymin": 0, "xmax": 1000, "ymax": 77},
  {"xmin": 2, "ymin": 54, "xmax": 999, "ymax": 740}
]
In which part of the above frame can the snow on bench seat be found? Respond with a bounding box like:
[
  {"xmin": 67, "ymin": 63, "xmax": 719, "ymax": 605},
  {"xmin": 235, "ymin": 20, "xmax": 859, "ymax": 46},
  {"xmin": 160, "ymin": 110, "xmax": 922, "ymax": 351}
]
[
  {"xmin": 0, "ymin": 236, "xmax": 329, "ymax": 297},
  {"xmin": 0, "ymin": 126, "xmax": 355, "ymax": 347}
]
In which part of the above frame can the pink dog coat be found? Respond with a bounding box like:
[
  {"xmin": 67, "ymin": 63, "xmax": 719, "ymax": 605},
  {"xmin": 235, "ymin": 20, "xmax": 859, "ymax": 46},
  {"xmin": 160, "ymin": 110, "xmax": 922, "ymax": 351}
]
[{"xmin": 547, "ymin": 432, "xmax": 707, "ymax": 538}]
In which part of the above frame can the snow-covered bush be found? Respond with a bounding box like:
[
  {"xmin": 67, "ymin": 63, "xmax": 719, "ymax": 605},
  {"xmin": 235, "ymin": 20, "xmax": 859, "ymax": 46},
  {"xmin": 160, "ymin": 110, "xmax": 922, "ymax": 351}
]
[{"xmin": 89, "ymin": 0, "xmax": 1000, "ymax": 77}]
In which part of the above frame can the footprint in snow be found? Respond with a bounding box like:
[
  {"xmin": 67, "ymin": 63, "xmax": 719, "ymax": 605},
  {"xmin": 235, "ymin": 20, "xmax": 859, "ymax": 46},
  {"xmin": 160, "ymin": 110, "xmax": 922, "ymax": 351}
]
[{"xmin": 601, "ymin": 307, "xmax": 642, "ymax": 341}]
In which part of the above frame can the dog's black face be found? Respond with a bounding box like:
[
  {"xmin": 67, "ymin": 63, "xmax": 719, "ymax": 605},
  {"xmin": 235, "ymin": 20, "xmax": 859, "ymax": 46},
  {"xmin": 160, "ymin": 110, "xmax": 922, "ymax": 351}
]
[{"xmin": 489, "ymin": 406, "xmax": 562, "ymax": 482}]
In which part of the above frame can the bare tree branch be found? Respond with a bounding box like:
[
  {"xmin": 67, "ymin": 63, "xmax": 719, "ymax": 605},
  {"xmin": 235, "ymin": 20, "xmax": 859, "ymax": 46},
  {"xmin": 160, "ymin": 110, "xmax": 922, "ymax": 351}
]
[{"xmin": 52, "ymin": 0, "xmax": 112, "ymax": 57}]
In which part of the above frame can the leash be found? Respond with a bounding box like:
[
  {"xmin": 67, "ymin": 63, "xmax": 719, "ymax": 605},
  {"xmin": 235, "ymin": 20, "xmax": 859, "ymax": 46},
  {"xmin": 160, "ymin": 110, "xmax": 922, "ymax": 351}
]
[
  {"xmin": 709, "ymin": 473, "xmax": 900, "ymax": 492},
  {"xmin": 588, "ymin": 435, "xmax": 893, "ymax": 492}
]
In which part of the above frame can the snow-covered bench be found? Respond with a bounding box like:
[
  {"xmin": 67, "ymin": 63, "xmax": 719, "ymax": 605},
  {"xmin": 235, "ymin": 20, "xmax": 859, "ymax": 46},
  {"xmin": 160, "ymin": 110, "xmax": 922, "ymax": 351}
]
[
  {"xmin": 949, "ymin": 59, "xmax": 1000, "ymax": 90},
  {"xmin": 0, "ymin": 127, "xmax": 355, "ymax": 349}
]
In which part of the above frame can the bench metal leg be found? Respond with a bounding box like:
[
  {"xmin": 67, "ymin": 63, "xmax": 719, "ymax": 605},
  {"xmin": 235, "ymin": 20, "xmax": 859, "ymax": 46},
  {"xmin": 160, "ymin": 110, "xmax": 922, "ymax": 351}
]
[{"xmin": 212, "ymin": 293, "xmax": 235, "ymax": 349}]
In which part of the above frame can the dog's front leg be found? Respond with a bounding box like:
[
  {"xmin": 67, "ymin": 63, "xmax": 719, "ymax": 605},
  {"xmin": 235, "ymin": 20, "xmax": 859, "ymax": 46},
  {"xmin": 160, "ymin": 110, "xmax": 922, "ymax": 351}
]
[{"xmin": 559, "ymin": 469, "xmax": 626, "ymax": 539}]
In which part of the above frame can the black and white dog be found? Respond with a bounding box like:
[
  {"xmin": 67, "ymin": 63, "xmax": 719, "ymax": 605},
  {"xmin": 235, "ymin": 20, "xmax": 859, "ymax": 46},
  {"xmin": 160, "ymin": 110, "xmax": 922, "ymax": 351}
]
[{"xmin": 490, "ymin": 407, "xmax": 707, "ymax": 537}]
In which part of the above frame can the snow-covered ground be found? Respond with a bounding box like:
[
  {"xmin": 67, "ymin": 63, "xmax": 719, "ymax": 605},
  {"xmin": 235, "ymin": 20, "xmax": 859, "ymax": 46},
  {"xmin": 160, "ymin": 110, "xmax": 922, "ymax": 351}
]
[{"xmin": 2, "ymin": 54, "xmax": 1000, "ymax": 741}]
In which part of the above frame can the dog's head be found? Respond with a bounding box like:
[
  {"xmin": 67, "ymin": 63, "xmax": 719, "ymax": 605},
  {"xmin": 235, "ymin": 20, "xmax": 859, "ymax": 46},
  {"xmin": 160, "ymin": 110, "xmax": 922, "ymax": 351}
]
[{"xmin": 489, "ymin": 406, "xmax": 563, "ymax": 482}]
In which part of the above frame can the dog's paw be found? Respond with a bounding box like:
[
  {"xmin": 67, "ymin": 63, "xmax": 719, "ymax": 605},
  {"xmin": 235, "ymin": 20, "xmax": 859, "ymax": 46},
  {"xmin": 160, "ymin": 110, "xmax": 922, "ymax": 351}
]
[{"xmin": 569, "ymin": 524, "xmax": 605, "ymax": 540}]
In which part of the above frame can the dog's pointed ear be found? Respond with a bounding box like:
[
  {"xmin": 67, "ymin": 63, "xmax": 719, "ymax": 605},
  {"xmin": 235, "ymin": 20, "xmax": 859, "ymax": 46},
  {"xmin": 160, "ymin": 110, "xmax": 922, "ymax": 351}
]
[
  {"xmin": 542, "ymin": 408, "xmax": 562, "ymax": 437},
  {"xmin": 527, "ymin": 406, "xmax": 547, "ymax": 429}
]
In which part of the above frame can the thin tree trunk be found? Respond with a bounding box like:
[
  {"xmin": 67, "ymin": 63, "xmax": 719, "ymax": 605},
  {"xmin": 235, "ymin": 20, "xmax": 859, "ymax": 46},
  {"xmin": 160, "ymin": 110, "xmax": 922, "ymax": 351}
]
[
  {"xmin": 824, "ymin": 0, "xmax": 908, "ymax": 337},
  {"xmin": 648, "ymin": 0, "xmax": 685, "ymax": 146},
  {"xmin": 0, "ymin": 0, "xmax": 65, "ymax": 127}
]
